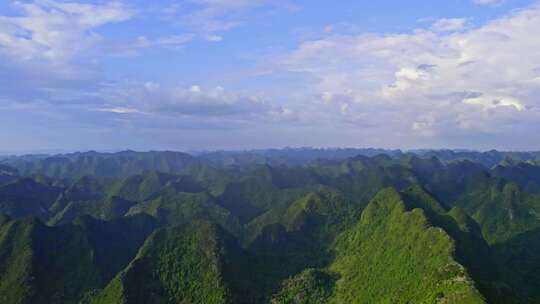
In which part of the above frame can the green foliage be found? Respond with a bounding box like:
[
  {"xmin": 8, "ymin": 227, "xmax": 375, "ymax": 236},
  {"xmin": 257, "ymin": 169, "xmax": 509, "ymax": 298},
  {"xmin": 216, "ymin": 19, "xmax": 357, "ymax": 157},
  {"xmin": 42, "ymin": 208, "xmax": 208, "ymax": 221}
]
[
  {"xmin": 106, "ymin": 171, "xmax": 180, "ymax": 202},
  {"xmin": 401, "ymin": 186, "xmax": 506, "ymax": 302},
  {"xmin": 452, "ymin": 181, "xmax": 540, "ymax": 244},
  {"xmin": 492, "ymin": 160, "xmax": 540, "ymax": 192},
  {"xmin": 0, "ymin": 217, "xmax": 101, "ymax": 304},
  {"xmin": 127, "ymin": 189, "xmax": 242, "ymax": 236},
  {"xmin": 245, "ymin": 187, "xmax": 358, "ymax": 243},
  {"xmin": 2, "ymin": 151, "xmax": 540, "ymax": 303},
  {"xmin": 91, "ymin": 221, "xmax": 257, "ymax": 304},
  {"xmin": 491, "ymin": 228, "xmax": 540, "ymax": 302},
  {"xmin": 270, "ymin": 269, "xmax": 335, "ymax": 304},
  {"xmin": 310, "ymin": 155, "xmax": 417, "ymax": 203},
  {"xmin": 217, "ymin": 165, "xmax": 314, "ymax": 223},
  {"xmin": 243, "ymin": 189, "xmax": 359, "ymax": 300},
  {"xmin": 0, "ymin": 215, "xmax": 157, "ymax": 304},
  {"xmin": 0, "ymin": 178, "xmax": 62, "ymax": 220},
  {"xmin": 328, "ymin": 188, "xmax": 485, "ymax": 303},
  {"xmin": 49, "ymin": 196, "xmax": 138, "ymax": 225}
]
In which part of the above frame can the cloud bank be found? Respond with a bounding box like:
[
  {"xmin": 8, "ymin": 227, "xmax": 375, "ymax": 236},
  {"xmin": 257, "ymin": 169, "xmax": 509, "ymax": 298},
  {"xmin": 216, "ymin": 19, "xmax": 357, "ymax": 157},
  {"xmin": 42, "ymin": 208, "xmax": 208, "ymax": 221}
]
[
  {"xmin": 270, "ymin": 2, "xmax": 540, "ymax": 147},
  {"xmin": 1, "ymin": 0, "xmax": 540, "ymax": 150}
]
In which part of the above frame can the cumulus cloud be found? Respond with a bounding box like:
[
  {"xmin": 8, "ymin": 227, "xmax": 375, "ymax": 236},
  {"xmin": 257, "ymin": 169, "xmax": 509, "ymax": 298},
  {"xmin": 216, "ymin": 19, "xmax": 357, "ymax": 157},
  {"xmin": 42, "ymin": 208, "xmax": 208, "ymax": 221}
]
[
  {"xmin": 0, "ymin": 0, "xmax": 140, "ymax": 93},
  {"xmin": 271, "ymin": 2, "xmax": 540, "ymax": 141},
  {"xmin": 0, "ymin": 1, "xmax": 192, "ymax": 70},
  {"xmin": 97, "ymin": 82, "xmax": 296, "ymax": 125},
  {"xmin": 0, "ymin": 1, "xmax": 196, "ymax": 109},
  {"xmin": 2, "ymin": 0, "xmax": 539, "ymax": 150},
  {"xmin": 463, "ymin": 94, "xmax": 524, "ymax": 111},
  {"xmin": 0, "ymin": 0, "xmax": 133, "ymax": 65},
  {"xmin": 0, "ymin": 1, "xmax": 294, "ymax": 135},
  {"xmin": 431, "ymin": 18, "xmax": 468, "ymax": 32}
]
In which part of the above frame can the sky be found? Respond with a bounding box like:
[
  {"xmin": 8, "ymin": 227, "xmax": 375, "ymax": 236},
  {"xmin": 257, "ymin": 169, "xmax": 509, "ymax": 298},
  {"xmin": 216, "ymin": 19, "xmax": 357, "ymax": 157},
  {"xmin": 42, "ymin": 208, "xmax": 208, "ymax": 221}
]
[{"xmin": 1, "ymin": 0, "xmax": 540, "ymax": 153}]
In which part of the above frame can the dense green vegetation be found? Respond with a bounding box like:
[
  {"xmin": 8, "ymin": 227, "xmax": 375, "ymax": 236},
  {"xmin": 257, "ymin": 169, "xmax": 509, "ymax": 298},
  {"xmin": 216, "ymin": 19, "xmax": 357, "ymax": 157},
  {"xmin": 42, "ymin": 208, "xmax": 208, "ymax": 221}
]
[
  {"xmin": 0, "ymin": 214, "xmax": 157, "ymax": 303},
  {"xmin": 1, "ymin": 149, "xmax": 540, "ymax": 303},
  {"xmin": 91, "ymin": 221, "xmax": 256, "ymax": 304},
  {"xmin": 328, "ymin": 188, "xmax": 485, "ymax": 303},
  {"xmin": 270, "ymin": 269, "xmax": 335, "ymax": 304}
]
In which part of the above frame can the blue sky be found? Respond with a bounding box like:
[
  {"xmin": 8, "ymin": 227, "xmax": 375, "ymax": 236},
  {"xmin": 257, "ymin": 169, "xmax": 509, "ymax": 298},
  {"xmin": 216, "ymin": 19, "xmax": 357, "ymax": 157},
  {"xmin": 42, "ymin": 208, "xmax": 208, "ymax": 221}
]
[{"xmin": 1, "ymin": 0, "xmax": 539, "ymax": 153}]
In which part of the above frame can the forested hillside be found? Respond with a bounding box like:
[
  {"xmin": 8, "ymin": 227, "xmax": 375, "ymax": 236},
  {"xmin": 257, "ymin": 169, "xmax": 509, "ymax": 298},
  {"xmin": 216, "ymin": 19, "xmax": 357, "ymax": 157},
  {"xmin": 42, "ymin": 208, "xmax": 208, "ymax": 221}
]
[{"xmin": 1, "ymin": 149, "xmax": 540, "ymax": 303}]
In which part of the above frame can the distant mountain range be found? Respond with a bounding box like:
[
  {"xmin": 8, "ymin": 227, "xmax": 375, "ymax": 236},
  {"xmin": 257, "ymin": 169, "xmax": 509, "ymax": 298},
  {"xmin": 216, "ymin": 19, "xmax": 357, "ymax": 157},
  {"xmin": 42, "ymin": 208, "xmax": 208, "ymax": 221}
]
[
  {"xmin": 2, "ymin": 148, "xmax": 540, "ymax": 177},
  {"xmin": 1, "ymin": 149, "xmax": 540, "ymax": 303}
]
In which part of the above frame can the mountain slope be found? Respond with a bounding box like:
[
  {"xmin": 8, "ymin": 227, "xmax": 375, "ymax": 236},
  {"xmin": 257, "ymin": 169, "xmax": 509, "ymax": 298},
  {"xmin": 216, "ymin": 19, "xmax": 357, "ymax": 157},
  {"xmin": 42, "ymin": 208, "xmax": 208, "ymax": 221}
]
[
  {"xmin": 0, "ymin": 217, "xmax": 101, "ymax": 304},
  {"xmin": 452, "ymin": 181, "xmax": 540, "ymax": 244},
  {"xmin": 2, "ymin": 151, "xmax": 207, "ymax": 179},
  {"xmin": 0, "ymin": 178, "xmax": 63, "ymax": 221},
  {"xmin": 327, "ymin": 188, "xmax": 485, "ymax": 303},
  {"xmin": 0, "ymin": 215, "xmax": 157, "ymax": 304},
  {"xmin": 91, "ymin": 221, "xmax": 257, "ymax": 304},
  {"xmin": 0, "ymin": 165, "xmax": 18, "ymax": 185}
]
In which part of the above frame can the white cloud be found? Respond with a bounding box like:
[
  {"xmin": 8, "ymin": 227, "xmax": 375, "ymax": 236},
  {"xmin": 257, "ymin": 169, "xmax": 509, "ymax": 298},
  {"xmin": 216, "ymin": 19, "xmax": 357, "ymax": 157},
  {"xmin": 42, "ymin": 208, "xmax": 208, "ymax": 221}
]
[
  {"xmin": 463, "ymin": 94, "xmax": 524, "ymax": 111},
  {"xmin": 98, "ymin": 82, "xmax": 296, "ymax": 124},
  {"xmin": 0, "ymin": 0, "xmax": 198, "ymax": 104},
  {"xmin": 431, "ymin": 18, "xmax": 468, "ymax": 32},
  {"xmin": 272, "ymin": 2, "xmax": 540, "ymax": 139},
  {"xmin": 2, "ymin": 0, "xmax": 539, "ymax": 149},
  {"xmin": 0, "ymin": 1, "xmax": 196, "ymax": 63},
  {"xmin": 0, "ymin": 1, "xmax": 134, "ymax": 65},
  {"xmin": 0, "ymin": 1, "xmax": 297, "ymax": 135}
]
